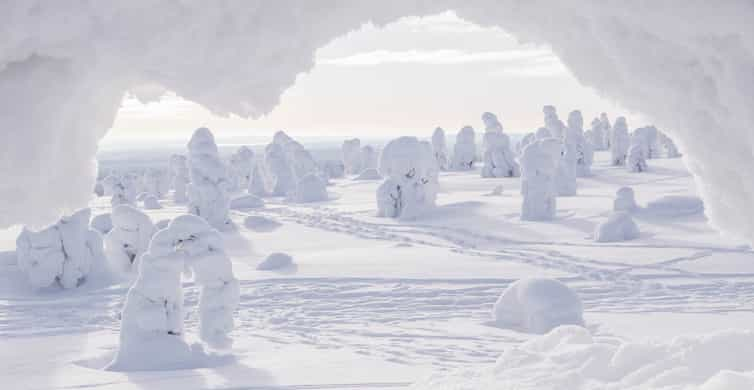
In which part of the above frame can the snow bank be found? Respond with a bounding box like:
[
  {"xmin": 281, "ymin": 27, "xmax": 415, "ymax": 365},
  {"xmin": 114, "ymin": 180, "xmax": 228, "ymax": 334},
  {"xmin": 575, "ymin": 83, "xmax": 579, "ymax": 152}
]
[
  {"xmin": 243, "ymin": 216, "xmax": 282, "ymax": 232},
  {"xmin": 411, "ymin": 326, "xmax": 754, "ymax": 390},
  {"xmin": 354, "ymin": 168, "xmax": 382, "ymax": 181},
  {"xmin": 431, "ymin": 127, "xmax": 449, "ymax": 170},
  {"xmin": 377, "ymin": 136, "xmax": 438, "ymax": 219},
  {"xmin": 16, "ymin": 208, "xmax": 104, "ymax": 289},
  {"xmin": 645, "ymin": 195, "xmax": 704, "ymax": 217},
  {"xmin": 594, "ymin": 212, "xmax": 640, "ymax": 242},
  {"xmin": 105, "ymin": 205, "xmax": 155, "ymax": 274},
  {"xmin": 187, "ymin": 128, "xmax": 230, "ymax": 230},
  {"xmin": 291, "ymin": 173, "xmax": 328, "ymax": 203},
  {"xmin": 451, "ymin": 126, "xmax": 476, "ymax": 171},
  {"xmin": 492, "ymin": 278, "xmax": 583, "ymax": 334},
  {"xmin": 257, "ymin": 252, "xmax": 294, "ymax": 271},
  {"xmin": 229, "ymin": 194, "xmax": 264, "ymax": 210}
]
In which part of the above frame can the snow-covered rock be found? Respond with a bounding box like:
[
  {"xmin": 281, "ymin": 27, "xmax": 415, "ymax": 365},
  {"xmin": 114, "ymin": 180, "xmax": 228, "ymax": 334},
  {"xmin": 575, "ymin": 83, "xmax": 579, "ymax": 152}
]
[
  {"xmin": 451, "ymin": 126, "xmax": 476, "ymax": 171},
  {"xmin": 431, "ymin": 127, "xmax": 449, "ymax": 170},
  {"xmin": 16, "ymin": 208, "xmax": 104, "ymax": 290},
  {"xmin": 291, "ymin": 173, "xmax": 328, "ymax": 203},
  {"xmin": 90, "ymin": 213, "xmax": 113, "ymax": 234},
  {"xmin": 169, "ymin": 154, "xmax": 189, "ymax": 203},
  {"xmin": 229, "ymin": 194, "xmax": 264, "ymax": 210},
  {"xmin": 594, "ymin": 211, "xmax": 640, "ymax": 242},
  {"xmin": 142, "ymin": 194, "xmax": 162, "ymax": 209},
  {"xmin": 257, "ymin": 252, "xmax": 294, "ymax": 271},
  {"xmin": 105, "ymin": 205, "xmax": 155, "ymax": 274},
  {"xmin": 480, "ymin": 112, "xmax": 519, "ymax": 178},
  {"xmin": 354, "ymin": 168, "xmax": 382, "ymax": 180},
  {"xmin": 614, "ymin": 187, "xmax": 638, "ymax": 212},
  {"xmin": 520, "ymin": 138, "xmax": 561, "ymax": 221},
  {"xmin": 342, "ymin": 138, "xmax": 362, "ymax": 175},
  {"xmin": 492, "ymin": 278, "xmax": 584, "ymax": 334},
  {"xmin": 377, "ymin": 136, "xmax": 438, "ymax": 219},
  {"xmin": 187, "ymin": 128, "xmax": 230, "ymax": 230},
  {"xmin": 610, "ymin": 116, "xmax": 630, "ymax": 166}
]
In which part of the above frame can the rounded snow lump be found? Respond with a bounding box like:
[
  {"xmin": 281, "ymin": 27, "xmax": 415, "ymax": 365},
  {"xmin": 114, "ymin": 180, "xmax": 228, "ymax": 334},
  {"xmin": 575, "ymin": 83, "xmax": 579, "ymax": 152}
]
[
  {"xmin": 594, "ymin": 211, "xmax": 640, "ymax": 242},
  {"xmin": 257, "ymin": 252, "xmax": 294, "ymax": 271},
  {"xmin": 353, "ymin": 168, "xmax": 382, "ymax": 181},
  {"xmin": 492, "ymin": 278, "xmax": 584, "ymax": 334},
  {"xmin": 230, "ymin": 194, "xmax": 264, "ymax": 209}
]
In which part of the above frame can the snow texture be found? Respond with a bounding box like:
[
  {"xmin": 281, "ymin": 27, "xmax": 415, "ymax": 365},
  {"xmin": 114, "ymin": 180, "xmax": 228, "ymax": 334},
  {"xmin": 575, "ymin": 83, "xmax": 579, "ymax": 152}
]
[
  {"xmin": 16, "ymin": 208, "xmax": 104, "ymax": 289},
  {"xmin": 257, "ymin": 252, "xmax": 294, "ymax": 271},
  {"xmin": 451, "ymin": 126, "xmax": 476, "ymax": 171},
  {"xmin": 342, "ymin": 138, "xmax": 362, "ymax": 175},
  {"xmin": 480, "ymin": 112, "xmax": 519, "ymax": 178},
  {"xmin": 229, "ymin": 194, "xmax": 264, "ymax": 210},
  {"xmin": 291, "ymin": 173, "xmax": 328, "ymax": 203},
  {"xmin": 377, "ymin": 136, "xmax": 438, "ymax": 219},
  {"xmin": 520, "ymin": 138, "xmax": 561, "ymax": 221},
  {"xmin": 187, "ymin": 128, "xmax": 230, "ymax": 230},
  {"xmin": 243, "ymin": 215, "xmax": 282, "ymax": 232},
  {"xmin": 431, "ymin": 127, "xmax": 449, "ymax": 171},
  {"xmin": 492, "ymin": 278, "xmax": 584, "ymax": 334},
  {"xmin": 105, "ymin": 205, "xmax": 155, "ymax": 274},
  {"xmin": 594, "ymin": 211, "xmax": 640, "ymax": 242}
]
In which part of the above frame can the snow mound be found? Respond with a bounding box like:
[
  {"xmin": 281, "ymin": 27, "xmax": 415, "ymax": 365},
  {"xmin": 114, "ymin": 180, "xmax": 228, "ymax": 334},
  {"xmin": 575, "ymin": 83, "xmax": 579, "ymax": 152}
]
[
  {"xmin": 257, "ymin": 252, "xmax": 294, "ymax": 271},
  {"xmin": 229, "ymin": 194, "xmax": 264, "ymax": 210},
  {"xmin": 243, "ymin": 216, "xmax": 282, "ymax": 232},
  {"xmin": 492, "ymin": 278, "xmax": 583, "ymax": 334},
  {"xmin": 595, "ymin": 212, "xmax": 640, "ymax": 242},
  {"xmin": 291, "ymin": 173, "xmax": 328, "ymax": 203},
  {"xmin": 142, "ymin": 195, "xmax": 161, "ymax": 210},
  {"xmin": 410, "ymin": 326, "xmax": 754, "ymax": 390},
  {"xmin": 645, "ymin": 195, "xmax": 704, "ymax": 217},
  {"xmin": 90, "ymin": 213, "xmax": 112, "ymax": 234},
  {"xmin": 614, "ymin": 186, "xmax": 638, "ymax": 212},
  {"xmin": 353, "ymin": 168, "xmax": 382, "ymax": 181}
]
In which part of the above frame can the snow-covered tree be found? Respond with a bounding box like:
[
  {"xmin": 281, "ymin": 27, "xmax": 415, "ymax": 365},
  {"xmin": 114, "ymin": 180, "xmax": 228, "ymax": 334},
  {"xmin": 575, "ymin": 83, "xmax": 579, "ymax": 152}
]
[
  {"xmin": 516, "ymin": 132, "xmax": 536, "ymax": 156},
  {"xmin": 543, "ymin": 105, "xmax": 566, "ymax": 139},
  {"xmin": 566, "ymin": 110, "xmax": 594, "ymax": 177},
  {"xmin": 520, "ymin": 138, "xmax": 561, "ymax": 221},
  {"xmin": 659, "ymin": 132, "xmax": 681, "ymax": 158},
  {"xmin": 342, "ymin": 138, "xmax": 362, "ymax": 175},
  {"xmin": 105, "ymin": 205, "xmax": 155, "ymax": 274},
  {"xmin": 557, "ymin": 136, "xmax": 578, "ymax": 196},
  {"xmin": 376, "ymin": 136, "xmax": 438, "ymax": 219},
  {"xmin": 600, "ymin": 112, "xmax": 612, "ymax": 149},
  {"xmin": 627, "ymin": 143, "xmax": 648, "ymax": 172},
  {"xmin": 142, "ymin": 168, "xmax": 169, "ymax": 199},
  {"xmin": 262, "ymin": 142, "xmax": 296, "ymax": 196},
  {"xmin": 431, "ymin": 127, "xmax": 449, "ymax": 170},
  {"xmin": 247, "ymin": 163, "xmax": 267, "ymax": 196},
  {"xmin": 614, "ymin": 187, "xmax": 638, "ymax": 212},
  {"xmin": 481, "ymin": 112, "xmax": 520, "ymax": 178},
  {"xmin": 451, "ymin": 126, "xmax": 476, "ymax": 171},
  {"xmin": 169, "ymin": 154, "xmax": 189, "ymax": 203},
  {"xmin": 108, "ymin": 215, "xmax": 239, "ymax": 371},
  {"xmin": 588, "ymin": 117, "xmax": 607, "ymax": 150},
  {"xmin": 535, "ymin": 127, "xmax": 552, "ymax": 140},
  {"xmin": 291, "ymin": 173, "xmax": 328, "ymax": 203},
  {"xmin": 228, "ymin": 146, "xmax": 254, "ymax": 192},
  {"xmin": 16, "ymin": 208, "xmax": 104, "ymax": 289},
  {"xmin": 360, "ymin": 145, "xmax": 378, "ymax": 172},
  {"xmin": 610, "ymin": 117, "xmax": 630, "ymax": 166},
  {"xmin": 319, "ymin": 160, "xmax": 345, "ymax": 179},
  {"xmin": 187, "ymin": 128, "xmax": 230, "ymax": 230}
]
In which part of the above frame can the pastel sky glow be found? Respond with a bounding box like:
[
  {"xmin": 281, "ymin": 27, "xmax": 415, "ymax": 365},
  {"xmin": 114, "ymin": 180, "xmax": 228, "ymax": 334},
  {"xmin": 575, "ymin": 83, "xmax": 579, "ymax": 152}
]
[{"xmin": 103, "ymin": 11, "xmax": 644, "ymax": 146}]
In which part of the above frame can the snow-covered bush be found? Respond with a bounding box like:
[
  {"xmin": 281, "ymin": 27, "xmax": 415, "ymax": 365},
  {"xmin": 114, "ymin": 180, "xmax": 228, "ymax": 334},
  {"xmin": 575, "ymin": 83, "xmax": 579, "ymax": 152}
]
[
  {"xmin": 170, "ymin": 154, "xmax": 189, "ymax": 203},
  {"xmin": 610, "ymin": 117, "xmax": 630, "ymax": 165},
  {"xmin": 105, "ymin": 205, "xmax": 155, "ymax": 274},
  {"xmin": 520, "ymin": 138, "xmax": 561, "ymax": 221},
  {"xmin": 451, "ymin": 126, "xmax": 476, "ymax": 171},
  {"xmin": 229, "ymin": 194, "xmax": 264, "ymax": 210},
  {"xmin": 291, "ymin": 173, "xmax": 328, "ymax": 203},
  {"xmin": 431, "ymin": 127, "xmax": 449, "ymax": 170},
  {"xmin": 360, "ymin": 145, "xmax": 378, "ymax": 172},
  {"xmin": 91, "ymin": 213, "xmax": 113, "ymax": 234},
  {"xmin": 566, "ymin": 110, "xmax": 593, "ymax": 177},
  {"xmin": 543, "ymin": 105, "xmax": 566, "ymax": 139},
  {"xmin": 354, "ymin": 168, "xmax": 382, "ymax": 180},
  {"xmin": 588, "ymin": 117, "xmax": 607, "ymax": 150},
  {"xmin": 594, "ymin": 212, "xmax": 640, "ymax": 242},
  {"xmin": 16, "ymin": 208, "xmax": 104, "ymax": 290},
  {"xmin": 262, "ymin": 142, "xmax": 296, "ymax": 196},
  {"xmin": 109, "ymin": 215, "xmax": 239, "ymax": 371},
  {"xmin": 187, "ymin": 128, "xmax": 230, "ymax": 230},
  {"xmin": 492, "ymin": 278, "xmax": 584, "ymax": 334},
  {"xmin": 614, "ymin": 187, "xmax": 638, "ymax": 212},
  {"xmin": 257, "ymin": 252, "xmax": 294, "ymax": 271},
  {"xmin": 481, "ymin": 112, "xmax": 520, "ymax": 178},
  {"xmin": 376, "ymin": 136, "xmax": 437, "ymax": 219},
  {"xmin": 142, "ymin": 194, "xmax": 162, "ymax": 209},
  {"xmin": 342, "ymin": 138, "xmax": 362, "ymax": 175},
  {"xmin": 228, "ymin": 146, "xmax": 254, "ymax": 192}
]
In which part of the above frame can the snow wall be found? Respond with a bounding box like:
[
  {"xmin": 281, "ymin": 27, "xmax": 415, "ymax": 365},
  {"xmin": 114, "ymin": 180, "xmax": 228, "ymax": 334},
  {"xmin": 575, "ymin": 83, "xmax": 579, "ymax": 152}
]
[{"xmin": 1, "ymin": 1, "xmax": 752, "ymax": 242}]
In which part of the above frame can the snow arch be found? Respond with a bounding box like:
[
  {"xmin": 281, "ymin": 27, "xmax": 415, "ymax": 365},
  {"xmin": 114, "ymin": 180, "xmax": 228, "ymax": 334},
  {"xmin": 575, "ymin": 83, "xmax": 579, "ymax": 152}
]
[{"xmin": 1, "ymin": 1, "xmax": 753, "ymax": 242}]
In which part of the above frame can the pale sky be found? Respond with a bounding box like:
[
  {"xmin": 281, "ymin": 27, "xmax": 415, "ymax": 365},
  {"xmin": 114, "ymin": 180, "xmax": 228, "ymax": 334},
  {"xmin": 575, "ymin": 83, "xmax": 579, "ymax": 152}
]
[{"xmin": 103, "ymin": 11, "xmax": 645, "ymax": 145}]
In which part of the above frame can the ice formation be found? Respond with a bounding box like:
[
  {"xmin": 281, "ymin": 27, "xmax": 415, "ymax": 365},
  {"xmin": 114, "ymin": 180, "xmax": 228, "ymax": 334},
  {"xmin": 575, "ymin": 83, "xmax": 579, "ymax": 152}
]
[
  {"xmin": 16, "ymin": 208, "xmax": 104, "ymax": 289},
  {"xmin": 431, "ymin": 127, "xmax": 449, "ymax": 170},
  {"xmin": 614, "ymin": 186, "xmax": 638, "ymax": 212},
  {"xmin": 291, "ymin": 173, "xmax": 328, "ymax": 203},
  {"xmin": 594, "ymin": 211, "xmax": 640, "ymax": 242},
  {"xmin": 480, "ymin": 112, "xmax": 520, "ymax": 178},
  {"xmin": 342, "ymin": 138, "xmax": 362, "ymax": 175},
  {"xmin": 376, "ymin": 136, "xmax": 437, "ymax": 219},
  {"xmin": 519, "ymin": 138, "xmax": 561, "ymax": 221},
  {"xmin": 108, "ymin": 215, "xmax": 239, "ymax": 371},
  {"xmin": 105, "ymin": 205, "xmax": 155, "ymax": 274},
  {"xmin": 257, "ymin": 252, "xmax": 294, "ymax": 271},
  {"xmin": 451, "ymin": 126, "xmax": 476, "ymax": 171},
  {"xmin": 169, "ymin": 154, "xmax": 189, "ymax": 203},
  {"xmin": 566, "ymin": 110, "xmax": 593, "ymax": 177},
  {"xmin": 542, "ymin": 105, "xmax": 565, "ymax": 139},
  {"xmin": 610, "ymin": 117, "xmax": 630, "ymax": 166},
  {"xmin": 360, "ymin": 145, "xmax": 378, "ymax": 172},
  {"xmin": 228, "ymin": 146, "xmax": 255, "ymax": 192},
  {"xmin": 229, "ymin": 194, "xmax": 264, "ymax": 210},
  {"xmin": 187, "ymin": 128, "xmax": 230, "ymax": 230},
  {"xmin": 492, "ymin": 278, "xmax": 584, "ymax": 334}
]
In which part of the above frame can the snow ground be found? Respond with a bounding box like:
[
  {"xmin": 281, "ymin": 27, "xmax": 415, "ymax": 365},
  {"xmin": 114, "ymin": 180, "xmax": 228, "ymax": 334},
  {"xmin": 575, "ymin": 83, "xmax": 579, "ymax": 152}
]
[{"xmin": 2, "ymin": 152, "xmax": 754, "ymax": 389}]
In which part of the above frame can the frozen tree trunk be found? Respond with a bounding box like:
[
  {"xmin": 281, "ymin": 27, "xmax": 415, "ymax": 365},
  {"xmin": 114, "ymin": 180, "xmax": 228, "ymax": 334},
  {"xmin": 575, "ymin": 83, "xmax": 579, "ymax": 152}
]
[
  {"xmin": 376, "ymin": 137, "xmax": 438, "ymax": 219},
  {"xmin": 187, "ymin": 128, "xmax": 230, "ymax": 230},
  {"xmin": 610, "ymin": 117, "xmax": 630, "ymax": 166},
  {"xmin": 451, "ymin": 126, "xmax": 476, "ymax": 171},
  {"xmin": 431, "ymin": 127, "xmax": 449, "ymax": 171},
  {"xmin": 520, "ymin": 138, "xmax": 561, "ymax": 221},
  {"xmin": 342, "ymin": 138, "xmax": 362, "ymax": 175},
  {"xmin": 105, "ymin": 205, "xmax": 155, "ymax": 274}
]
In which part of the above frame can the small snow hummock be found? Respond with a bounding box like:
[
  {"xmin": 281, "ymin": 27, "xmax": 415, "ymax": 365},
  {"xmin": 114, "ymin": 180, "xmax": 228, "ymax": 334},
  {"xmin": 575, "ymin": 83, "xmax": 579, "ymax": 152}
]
[
  {"xmin": 610, "ymin": 116, "xmax": 630, "ymax": 166},
  {"xmin": 229, "ymin": 194, "xmax": 264, "ymax": 210},
  {"xmin": 594, "ymin": 211, "xmax": 640, "ymax": 242},
  {"xmin": 187, "ymin": 128, "xmax": 231, "ymax": 230},
  {"xmin": 376, "ymin": 136, "xmax": 438, "ymax": 220},
  {"xmin": 451, "ymin": 126, "xmax": 476, "ymax": 171},
  {"xmin": 142, "ymin": 194, "xmax": 162, "ymax": 209},
  {"xmin": 480, "ymin": 112, "xmax": 520, "ymax": 178},
  {"xmin": 353, "ymin": 168, "xmax": 382, "ymax": 180},
  {"xmin": 431, "ymin": 127, "xmax": 449, "ymax": 170},
  {"xmin": 105, "ymin": 205, "xmax": 155, "ymax": 274},
  {"xmin": 108, "ymin": 215, "xmax": 239, "ymax": 371},
  {"xmin": 16, "ymin": 208, "xmax": 105, "ymax": 290},
  {"xmin": 645, "ymin": 195, "xmax": 704, "ymax": 217},
  {"xmin": 291, "ymin": 173, "xmax": 328, "ymax": 203},
  {"xmin": 520, "ymin": 138, "xmax": 561, "ymax": 221},
  {"xmin": 614, "ymin": 186, "xmax": 638, "ymax": 212},
  {"xmin": 256, "ymin": 252, "xmax": 294, "ymax": 271},
  {"xmin": 342, "ymin": 138, "xmax": 362, "ymax": 175},
  {"xmin": 170, "ymin": 154, "xmax": 189, "ymax": 203},
  {"xmin": 492, "ymin": 278, "xmax": 584, "ymax": 334},
  {"xmin": 90, "ymin": 213, "xmax": 113, "ymax": 234}
]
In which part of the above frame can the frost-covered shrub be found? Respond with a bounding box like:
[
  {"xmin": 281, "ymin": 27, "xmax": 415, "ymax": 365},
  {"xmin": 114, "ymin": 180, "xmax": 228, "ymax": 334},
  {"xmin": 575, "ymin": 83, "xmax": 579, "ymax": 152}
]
[
  {"xmin": 376, "ymin": 136, "xmax": 437, "ymax": 219},
  {"xmin": 610, "ymin": 117, "xmax": 630, "ymax": 165},
  {"xmin": 342, "ymin": 138, "xmax": 362, "ymax": 175},
  {"xmin": 431, "ymin": 127, "xmax": 449, "ymax": 170},
  {"xmin": 187, "ymin": 128, "xmax": 230, "ymax": 230},
  {"xmin": 451, "ymin": 126, "xmax": 476, "ymax": 171},
  {"xmin": 567, "ymin": 110, "xmax": 594, "ymax": 177},
  {"xmin": 614, "ymin": 187, "xmax": 638, "ymax": 212},
  {"xmin": 291, "ymin": 173, "xmax": 328, "ymax": 203},
  {"xmin": 520, "ymin": 138, "xmax": 561, "ymax": 221},
  {"xmin": 594, "ymin": 212, "xmax": 640, "ymax": 242},
  {"xmin": 481, "ymin": 112, "xmax": 520, "ymax": 178},
  {"xmin": 109, "ymin": 215, "xmax": 239, "ymax": 371},
  {"xmin": 360, "ymin": 145, "xmax": 378, "ymax": 172},
  {"xmin": 588, "ymin": 117, "xmax": 607, "ymax": 150},
  {"xmin": 16, "ymin": 208, "xmax": 104, "ymax": 289},
  {"xmin": 262, "ymin": 142, "xmax": 296, "ymax": 196},
  {"xmin": 492, "ymin": 278, "xmax": 584, "ymax": 334},
  {"xmin": 228, "ymin": 146, "xmax": 254, "ymax": 192},
  {"xmin": 170, "ymin": 154, "xmax": 189, "ymax": 203},
  {"xmin": 543, "ymin": 105, "xmax": 566, "ymax": 139},
  {"xmin": 105, "ymin": 205, "xmax": 155, "ymax": 274},
  {"xmin": 91, "ymin": 212, "xmax": 113, "ymax": 234},
  {"xmin": 142, "ymin": 194, "xmax": 162, "ymax": 209}
]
